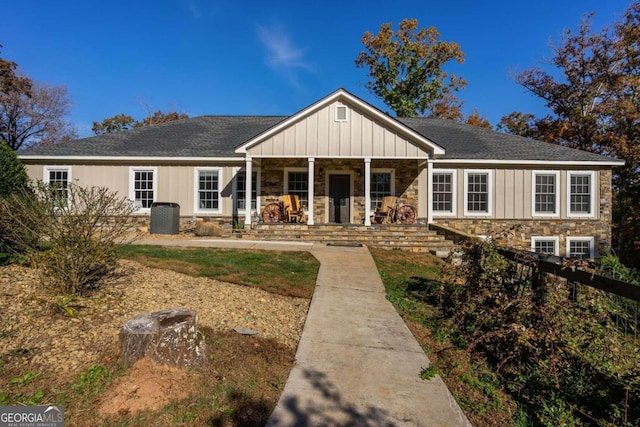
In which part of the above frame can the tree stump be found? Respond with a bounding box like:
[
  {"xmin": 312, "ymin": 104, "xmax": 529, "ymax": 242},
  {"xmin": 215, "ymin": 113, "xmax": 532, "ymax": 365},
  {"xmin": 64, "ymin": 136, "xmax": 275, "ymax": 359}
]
[{"xmin": 119, "ymin": 308, "xmax": 207, "ymax": 369}]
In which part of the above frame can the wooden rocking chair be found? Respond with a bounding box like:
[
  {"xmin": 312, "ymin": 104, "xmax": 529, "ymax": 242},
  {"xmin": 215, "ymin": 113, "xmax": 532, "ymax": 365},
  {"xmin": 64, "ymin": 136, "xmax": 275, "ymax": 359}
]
[
  {"xmin": 373, "ymin": 196, "xmax": 398, "ymax": 224},
  {"xmin": 281, "ymin": 194, "xmax": 305, "ymax": 223}
]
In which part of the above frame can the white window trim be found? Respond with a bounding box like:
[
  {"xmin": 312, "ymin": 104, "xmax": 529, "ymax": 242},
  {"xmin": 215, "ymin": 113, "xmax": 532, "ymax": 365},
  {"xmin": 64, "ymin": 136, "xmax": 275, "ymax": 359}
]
[
  {"xmin": 432, "ymin": 169, "xmax": 457, "ymax": 217},
  {"xmin": 283, "ymin": 167, "xmax": 308, "ymax": 195},
  {"xmin": 531, "ymin": 236, "xmax": 560, "ymax": 256},
  {"xmin": 463, "ymin": 169, "xmax": 493, "ymax": 217},
  {"xmin": 335, "ymin": 103, "xmax": 349, "ymax": 122},
  {"xmin": 43, "ymin": 166, "xmax": 72, "ymax": 207},
  {"xmin": 43, "ymin": 166, "xmax": 73, "ymax": 185},
  {"xmin": 531, "ymin": 170, "xmax": 560, "ymax": 218},
  {"xmin": 566, "ymin": 171, "xmax": 596, "ymax": 218},
  {"xmin": 129, "ymin": 167, "xmax": 158, "ymax": 214},
  {"xmin": 566, "ymin": 236, "xmax": 596, "ymax": 259},
  {"xmin": 194, "ymin": 167, "xmax": 223, "ymax": 214},
  {"xmin": 370, "ymin": 168, "xmax": 396, "ymax": 203},
  {"xmin": 232, "ymin": 166, "xmax": 260, "ymax": 214}
]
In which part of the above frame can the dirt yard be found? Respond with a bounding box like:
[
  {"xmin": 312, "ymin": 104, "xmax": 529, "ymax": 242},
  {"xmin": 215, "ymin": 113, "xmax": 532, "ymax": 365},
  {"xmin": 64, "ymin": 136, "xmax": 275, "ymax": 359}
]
[{"xmin": 0, "ymin": 260, "xmax": 310, "ymax": 425}]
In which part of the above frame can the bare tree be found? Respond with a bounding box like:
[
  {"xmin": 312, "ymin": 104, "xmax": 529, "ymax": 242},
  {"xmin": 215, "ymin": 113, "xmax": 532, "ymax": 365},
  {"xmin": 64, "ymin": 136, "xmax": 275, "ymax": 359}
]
[{"xmin": 0, "ymin": 80, "xmax": 77, "ymax": 150}]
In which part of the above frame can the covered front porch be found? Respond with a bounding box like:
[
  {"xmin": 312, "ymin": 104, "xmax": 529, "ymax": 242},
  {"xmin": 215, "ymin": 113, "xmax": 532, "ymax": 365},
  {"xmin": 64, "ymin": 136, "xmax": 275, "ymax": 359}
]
[
  {"xmin": 242, "ymin": 157, "xmax": 432, "ymax": 227},
  {"xmin": 233, "ymin": 89, "xmax": 445, "ymax": 229}
]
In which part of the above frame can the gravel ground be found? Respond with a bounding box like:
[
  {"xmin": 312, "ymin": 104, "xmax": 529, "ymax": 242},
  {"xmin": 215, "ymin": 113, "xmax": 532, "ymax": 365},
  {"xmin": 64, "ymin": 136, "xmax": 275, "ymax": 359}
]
[{"xmin": 0, "ymin": 260, "xmax": 310, "ymax": 384}]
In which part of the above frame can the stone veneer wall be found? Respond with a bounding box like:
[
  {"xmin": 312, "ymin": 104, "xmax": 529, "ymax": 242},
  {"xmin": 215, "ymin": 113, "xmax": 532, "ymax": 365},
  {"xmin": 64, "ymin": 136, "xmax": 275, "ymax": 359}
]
[{"xmin": 434, "ymin": 169, "xmax": 614, "ymax": 256}]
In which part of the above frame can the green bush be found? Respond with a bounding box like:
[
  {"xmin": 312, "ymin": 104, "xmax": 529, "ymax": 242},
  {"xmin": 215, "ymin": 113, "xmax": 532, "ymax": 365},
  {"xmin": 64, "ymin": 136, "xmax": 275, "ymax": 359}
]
[
  {"xmin": 0, "ymin": 142, "xmax": 29, "ymax": 198},
  {"xmin": 0, "ymin": 142, "xmax": 31, "ymax": 262},
  {"xmin": 2, "ymin": 182, "xmax": 138, "ymax": 295}
]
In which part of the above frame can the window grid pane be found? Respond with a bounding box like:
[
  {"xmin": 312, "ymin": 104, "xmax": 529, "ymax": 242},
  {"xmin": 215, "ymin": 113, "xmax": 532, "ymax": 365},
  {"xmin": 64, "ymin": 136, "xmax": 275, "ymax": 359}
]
[
  {"xmin": 236, "ymin": 171, "xmax": 257, "ymax": 210},
  {"xmin": 370, "ymin": 172, "xmax": 392, "ymax": 210},
  {"xmin": 535, "ymin": 174, "xmax": 556, "ymax": 213},
  {"xmin": 49, "ymin": 170, "xmax": 69, "ymax": 204},
  {"xmin": 569, "ymin": 240, "xmax": 591, "ymax": 259},
  {"xmin": 534, "ymin": 240, "xmax": 556, "ymax": 255},
  {"xmin": 433, "ymin": 173, "xmax": 452, "ymax": 212},
  {"xmin": 199, "ymin": 171, "xmax": 219, "ymax": 210},
  {"xmin": 134, "ymin": 171, "xmax": 154, "ymax": 208},
  {"xmin": 467, "ymin": 173, "xmax": 488, "ymax": 212},
  {"xmin": 570, "ymin": 175, "xmax": 591, "ymax": 214},
  {"xmin": 288, "ymin": 172, "xmax": 308, "ymax": 206}
]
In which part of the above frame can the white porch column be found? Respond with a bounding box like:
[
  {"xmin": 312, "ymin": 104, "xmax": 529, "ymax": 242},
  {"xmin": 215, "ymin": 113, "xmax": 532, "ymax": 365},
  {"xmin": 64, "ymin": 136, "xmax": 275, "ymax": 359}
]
[
  {"xmin": 307, "ymin": 157, "xmax": 315, "ymax": 225},
  {"xmin": 427, "ymin": 158, "xmax": 434, "ymax": 225},
  {"xmin": 244, "ymin": 156, "xmax": 253, "ymax": 226},
  {"xmin": 364, "ymin": 157, "xmax": 372, "ymax": 226}
]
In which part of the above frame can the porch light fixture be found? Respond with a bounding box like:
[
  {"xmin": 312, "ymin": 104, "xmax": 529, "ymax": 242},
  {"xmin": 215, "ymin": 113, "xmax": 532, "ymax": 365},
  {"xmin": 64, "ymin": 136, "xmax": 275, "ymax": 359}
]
[{"xmin": 355, "ymin": 168, "xmax": 362, "ymax": 177}]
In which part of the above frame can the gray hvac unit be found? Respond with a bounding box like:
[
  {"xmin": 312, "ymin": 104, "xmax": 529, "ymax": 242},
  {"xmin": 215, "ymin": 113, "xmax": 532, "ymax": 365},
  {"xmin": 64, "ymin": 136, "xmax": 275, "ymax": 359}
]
[{"xmin": 149, "ymin": 202, "xmax": 180, "ymax": 235}]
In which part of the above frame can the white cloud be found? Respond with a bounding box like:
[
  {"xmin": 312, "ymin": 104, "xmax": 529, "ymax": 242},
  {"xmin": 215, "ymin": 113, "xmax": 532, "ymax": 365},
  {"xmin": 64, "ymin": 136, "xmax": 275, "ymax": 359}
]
[
  {"xmin": 186, "ymin": 1, "xmax": 202, "ymax": 19},
  {"xmin": 256, "ymin": 24, "xmax": 311, "ymax": 86}
]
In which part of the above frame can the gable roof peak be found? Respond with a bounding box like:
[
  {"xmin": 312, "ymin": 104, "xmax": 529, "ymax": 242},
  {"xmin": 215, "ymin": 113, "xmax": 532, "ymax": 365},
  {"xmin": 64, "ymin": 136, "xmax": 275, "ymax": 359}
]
[{"xmin": 235, "ymin": 88, "xmax": 446, "ymax": 156}]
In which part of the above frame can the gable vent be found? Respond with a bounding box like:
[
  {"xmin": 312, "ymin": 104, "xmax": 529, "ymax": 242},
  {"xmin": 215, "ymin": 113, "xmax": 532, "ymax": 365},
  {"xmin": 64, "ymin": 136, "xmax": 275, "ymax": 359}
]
[{"xmin": 335, "ymin": 104, "xmax": 348, "ymax": 122}]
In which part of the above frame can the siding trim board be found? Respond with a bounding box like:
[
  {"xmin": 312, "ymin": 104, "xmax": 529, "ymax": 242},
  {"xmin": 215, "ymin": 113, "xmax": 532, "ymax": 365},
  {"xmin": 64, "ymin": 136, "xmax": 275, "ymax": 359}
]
[{"xmin": 434, "ymin": 159, "xmax": 623, "ymax": 166}]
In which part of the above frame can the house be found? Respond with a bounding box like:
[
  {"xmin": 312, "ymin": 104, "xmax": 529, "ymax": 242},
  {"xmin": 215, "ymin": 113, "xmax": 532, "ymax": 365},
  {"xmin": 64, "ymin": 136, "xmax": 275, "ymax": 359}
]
[{"xmin": 18, "ymin": 88, "xmax": 623, "ymax": 258}]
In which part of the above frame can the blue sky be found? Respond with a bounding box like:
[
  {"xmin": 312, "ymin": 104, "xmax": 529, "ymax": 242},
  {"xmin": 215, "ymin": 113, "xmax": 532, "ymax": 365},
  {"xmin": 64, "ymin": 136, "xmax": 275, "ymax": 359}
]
[{"xmin": 2, "ymin": 0, "xmax": 633, "ymax": 137}]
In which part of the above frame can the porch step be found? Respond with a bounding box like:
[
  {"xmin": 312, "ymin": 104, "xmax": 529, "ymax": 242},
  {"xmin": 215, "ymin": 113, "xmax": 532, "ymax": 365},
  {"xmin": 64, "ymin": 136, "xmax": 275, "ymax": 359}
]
[{"xmin": 233, "ymin": 224, "xmax": 456, "ymax": 253}]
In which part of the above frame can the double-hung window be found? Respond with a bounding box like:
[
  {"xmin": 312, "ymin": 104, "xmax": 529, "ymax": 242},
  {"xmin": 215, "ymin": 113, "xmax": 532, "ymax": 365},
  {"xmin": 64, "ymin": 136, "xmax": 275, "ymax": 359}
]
[
  {"xmin": 532, "ymin": 171, "xmax": 559, "ymax": 216},
  {"xmin": 370, "ymin": 169, "xmax": 394, "ymax": 210},
  {"xmin": 531, "ymin": 236, "xmax": 559, "ymax": 256},
  {"xmin": 568, "ymin": 171, "xmax": 595, "ymax": 217},
  {"xmin": 464, "ymin": 170, "xmax": 492, "ymax": 215},
  {"xmin": 285, "ymin": 169, "xmax": 308, "ymax": 207},
  {"xmin": 236, "ymin": 170, "xmax": 258, "ymax": 211},
  {"xmin": 432, "ymin": 170, "xmax": 455, "ymax": 215},
  {"xmin": 130, "ymin": 167, "xmax": 157, "ymax": 211},
  {"xmin": 195, "ymin": 168, "xmax": 221, "ymax": 213},
  {"xmin": 567, "ymin": 236, "xmax": 595, "ymax": 259},
  {"xmin": 44, "ymin": 166, "xmax": 71, "ymax": 207}
]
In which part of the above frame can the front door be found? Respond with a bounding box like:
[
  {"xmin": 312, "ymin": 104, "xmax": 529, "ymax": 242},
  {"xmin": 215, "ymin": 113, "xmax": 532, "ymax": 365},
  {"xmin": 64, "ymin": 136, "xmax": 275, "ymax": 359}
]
[{"xmin": 329, "ymin": 174, "xmax": 350, "ymax": 223}]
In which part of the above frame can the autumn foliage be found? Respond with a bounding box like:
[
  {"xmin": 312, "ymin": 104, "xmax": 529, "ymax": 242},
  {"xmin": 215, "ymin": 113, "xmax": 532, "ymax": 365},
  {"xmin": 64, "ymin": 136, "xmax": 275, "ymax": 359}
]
[
  {"xmin": 499, "ymin": 2, "xmax": 640, "ymax": 266},
  {"xmin": 356, "ymin": 18, "xmax": 467, "ymax": 118},
  {"xmin": 92, "ymin": 110, "xmax": 189, "ymax": 134}
]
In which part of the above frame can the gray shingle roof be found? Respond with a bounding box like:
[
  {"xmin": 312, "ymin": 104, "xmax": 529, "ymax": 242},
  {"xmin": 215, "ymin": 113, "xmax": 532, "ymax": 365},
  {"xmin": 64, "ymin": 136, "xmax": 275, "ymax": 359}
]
[
  {"xmin": 398, "ymin": 117, "xmax": 615, "ymax": 162},
  {"xmin": 21, "ymin": 116, "xmax": 286, "ymax": 158},
  {"xmin": 21, "ymin": 114, "xmax": 618, "ymax": 164}
]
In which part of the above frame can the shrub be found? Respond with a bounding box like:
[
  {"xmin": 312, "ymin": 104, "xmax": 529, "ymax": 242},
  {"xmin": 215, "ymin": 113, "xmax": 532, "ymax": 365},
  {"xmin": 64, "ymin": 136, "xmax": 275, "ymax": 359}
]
[
  {"xmin": 0, "ymin": 142, "xmax": 29, "ymax": 198},
  {"xmin": 194, "ymin": 221, "xmax": 223, "ymax": 236},
  {"xmin": 2, "ymin": 182, "xmax": 138, "ymax": 295},
  {"xmin": 0, "ymin": 142, "xmax": 31, "ymax": 262},
  {"xmin": 435, "ymin": 236, "xmax": 640, "ymax": 426}
]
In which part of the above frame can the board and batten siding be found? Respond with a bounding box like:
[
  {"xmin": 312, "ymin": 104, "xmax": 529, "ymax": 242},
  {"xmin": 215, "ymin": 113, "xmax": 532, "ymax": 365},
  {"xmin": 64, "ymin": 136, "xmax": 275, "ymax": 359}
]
[
  {"xmin": 24, "ymin": 163, "xmax": 245, "ymax": 217},
  {"xmin": 246, "ymin": 101, "xmax": 430, "ymax": 159},
  {"xmin": 435, "ymin": 166, "xmax": 602, "ymax": 220}
]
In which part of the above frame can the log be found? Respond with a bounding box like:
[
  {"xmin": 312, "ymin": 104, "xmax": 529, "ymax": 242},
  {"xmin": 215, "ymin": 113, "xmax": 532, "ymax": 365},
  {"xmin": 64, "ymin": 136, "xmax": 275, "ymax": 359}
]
[{"xmin": 119, "ymin": 308, "xmax": 207, "ymax": 369}]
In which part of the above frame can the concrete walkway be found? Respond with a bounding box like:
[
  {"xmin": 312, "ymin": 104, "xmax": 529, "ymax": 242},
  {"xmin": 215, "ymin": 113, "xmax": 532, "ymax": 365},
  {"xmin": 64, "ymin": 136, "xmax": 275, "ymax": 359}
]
[
  {"xmin": 136, "ymin": 239, "xmax": 470, "ymax": 426},
  {"xmin": 266, "ymin": 244, "xmax": 470, "ymax": 427}
]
